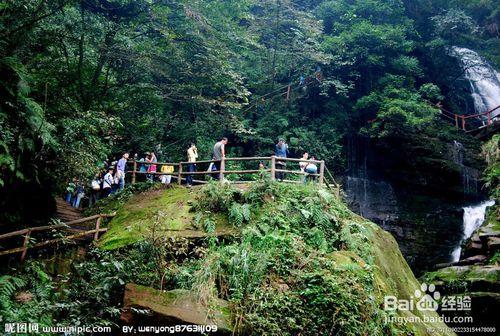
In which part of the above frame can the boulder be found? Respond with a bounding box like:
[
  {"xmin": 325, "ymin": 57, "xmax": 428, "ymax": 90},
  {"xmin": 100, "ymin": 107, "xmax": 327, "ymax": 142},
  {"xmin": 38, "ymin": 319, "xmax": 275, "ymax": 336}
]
[
  {"xmin": 487, "ymin": 236, "xmax": 500, "ymax": 252},
  {"xmin": 457, "ymin": 254, "xmax": 487, "ymax": 265},
  {"xmin": 478, "ymin": 224, "xmax": 500, "ymax": 242},
  {"xmin": 424, "ymin": 265, "xmax": 500, "ymax": 294},
  {"xmin": 121, "ymin": 283, "xmax": 232, "ymax": 335}
]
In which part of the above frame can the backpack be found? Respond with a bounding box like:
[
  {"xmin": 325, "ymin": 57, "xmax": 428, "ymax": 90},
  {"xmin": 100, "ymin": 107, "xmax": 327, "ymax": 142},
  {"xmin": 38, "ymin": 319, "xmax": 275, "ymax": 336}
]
[{"xmin": 91, "ymin": 180, "xmax": 100, "ymax": 191}]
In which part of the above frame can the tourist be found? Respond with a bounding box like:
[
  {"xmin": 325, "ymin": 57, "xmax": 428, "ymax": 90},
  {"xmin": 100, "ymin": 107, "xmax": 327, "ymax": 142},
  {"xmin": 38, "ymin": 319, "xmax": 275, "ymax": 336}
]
[
  {"xmin": 72, "ymin": 182, "xmax": 85, "ymax": 208},
  {"xmin": 160, "ymin": 159, "xmax": 174, "ymax": 185},
  {"xmin": 65, "ymin": 178, "xmax": 76, "ymax": 204},
  {"xmin": 212, "ymin": 137, "xmax": 228, "ymax": 180},
  {"xmin": 274, "ymin": 138, "xmax": 288, "ymax": 181},
  {"xmin": 116, "ymin": 152, "xmax": 129, "ymax": 191},
  {"xmin": 299, "ymin": 152, "xmax": 309, "ymax": 172},
  {"xmin": 186, "ymin": 143, "xmax": 198, "ymax": 186},
  {"xmin": 89, "ymin": 174, "xmax": 101, "ymax": 207},
  {"xmin": 303, "ymin": 156, "xmax": 318, "ymax": 183},
  {"xmin": 147, "ymin": 152, "xmax": 157, "ymax": 182},
  {"xmin": 102, "ymin": 167, "xmax": 114, "ymax": 197},
  {"xmin": 315, "ymin": 65, "xmax": 322, "ymax": 82}
]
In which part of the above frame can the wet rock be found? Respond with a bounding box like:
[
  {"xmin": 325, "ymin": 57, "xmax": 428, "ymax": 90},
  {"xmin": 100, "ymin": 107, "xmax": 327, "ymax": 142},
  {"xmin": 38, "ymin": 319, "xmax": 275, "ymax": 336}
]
[
  {"xmin": 435, "ymin": 255, "xmax": 487, "ymax": 269},
  {"xmin": 424, "ymin": 265, "xmax": 500, "ymax": 294},
  {"xmin": 121, "ymin": 283, "xmax": 232, "ymax": 335},
  {"xmin": 487, "ymin": 236, "xmax": 500, "ymax": 252},
  {"xmin": 458, "ymin": 255, "xmax": 487, "ymax": 265}
]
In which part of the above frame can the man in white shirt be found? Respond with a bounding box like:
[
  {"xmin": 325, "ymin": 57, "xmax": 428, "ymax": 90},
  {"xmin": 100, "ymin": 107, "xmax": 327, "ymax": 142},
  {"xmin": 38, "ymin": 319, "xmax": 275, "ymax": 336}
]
[{"xmin": 102, "ymin": 167, "xmax": 114, "ymax": 197}]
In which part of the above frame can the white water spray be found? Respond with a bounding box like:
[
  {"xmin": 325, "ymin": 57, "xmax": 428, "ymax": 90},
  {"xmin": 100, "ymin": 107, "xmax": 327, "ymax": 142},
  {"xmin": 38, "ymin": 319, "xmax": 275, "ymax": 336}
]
[{"xmin": 451, "ymin": 200, "xmax": 495, "ymax": 262}]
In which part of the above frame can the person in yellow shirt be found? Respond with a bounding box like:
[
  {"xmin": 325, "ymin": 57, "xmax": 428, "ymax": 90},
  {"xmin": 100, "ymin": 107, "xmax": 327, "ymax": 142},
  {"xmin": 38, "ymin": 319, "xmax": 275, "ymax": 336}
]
[
  {"xmin": 160, "ymin": 160, "xmax": 174, "ymax": 184},
  {"xmin": 186, "ymin": 143, "xmax": 198, "ymax": 187}
]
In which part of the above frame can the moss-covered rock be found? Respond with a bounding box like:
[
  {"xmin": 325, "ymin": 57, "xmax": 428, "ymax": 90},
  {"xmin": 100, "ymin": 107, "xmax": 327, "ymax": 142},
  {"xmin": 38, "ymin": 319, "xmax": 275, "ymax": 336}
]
[
  {"xmin": 366, "ymin": 222, "xmax": 455, "ymax": 335},
  {"xmin": 100, "ymin": 182, "xmax": 454, "ymax": 335},
  {"xmin": 98, "ymin": 187, "xmax": 235, "ymax": 250},
  {"xmin": 121, "ymin": 283, "xmax": 232, "ymax": 335}
]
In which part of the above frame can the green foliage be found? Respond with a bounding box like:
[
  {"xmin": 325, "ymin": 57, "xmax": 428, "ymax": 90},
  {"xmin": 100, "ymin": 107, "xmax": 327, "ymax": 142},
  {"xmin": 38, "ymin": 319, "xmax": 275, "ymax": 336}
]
[
  {"xmin": 482, "ymin": 135, "xmax": 500, "ymax": 199},
  {"xmin": 229, "ymin": 203, "xmax": 252, "ymax": 227},
  {"xmin": 0, "ymin": 242, "xmax": 161, "ymax": 328},
  {"xmin": 358, "ymin": 79, "xmax": 440, "ymax": 138},
  {"xmin": 175, "ymin": 181, "xmax": 401, "ymax": 335},
  {"xmin": 193, "ymin": 181, "xmax": 241, "ymax": 213}
]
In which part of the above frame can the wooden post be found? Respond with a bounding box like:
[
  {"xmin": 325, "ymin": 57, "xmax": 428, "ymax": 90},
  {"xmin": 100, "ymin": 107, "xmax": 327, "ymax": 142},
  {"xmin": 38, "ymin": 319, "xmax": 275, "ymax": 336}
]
[
  {"xmin": 461, "ymin": 116, "xmax": 466, "ymax": 130},
  {"xmin": 319, "ymin": 160, "xmax": 325, "ymax": 185},
  {"xmin": 455, "ymin": 115, "xmax": 458, "ymax": 128},
  {"xmin": 270, "ymin": 156, "xmax": 276, "ymax": 181},
  {"xmin": 94, "ymin": 216, "xmax": 102, "ymax": 241},
  {"xmin": 219, "ymin": 158, "xmax": 225, "ymax": 183},
  {"xmin": 132, "ymin": 160, "xmax": 137, "ymax": 184},
  {"xmin": 20, "ymin": 230, "xmax": 31, "ymax": 261},
  {"xmin": 178, "ymin": 163, "xmax": 183, "ymax": 185}
]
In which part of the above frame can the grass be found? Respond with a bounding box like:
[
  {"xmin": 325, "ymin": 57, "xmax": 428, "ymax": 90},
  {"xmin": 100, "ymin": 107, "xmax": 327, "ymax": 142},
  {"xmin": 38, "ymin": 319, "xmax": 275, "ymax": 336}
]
[{"xmin": 98, "ymin": 186, "xmax": 234, "ymax": 250}]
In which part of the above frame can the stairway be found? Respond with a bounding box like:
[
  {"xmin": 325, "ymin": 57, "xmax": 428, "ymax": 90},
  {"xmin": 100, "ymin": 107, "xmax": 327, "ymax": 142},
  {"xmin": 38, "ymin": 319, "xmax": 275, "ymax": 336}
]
[{"xmin": 55, "ymin": 197, "xmax": 83, "ymax": 223}]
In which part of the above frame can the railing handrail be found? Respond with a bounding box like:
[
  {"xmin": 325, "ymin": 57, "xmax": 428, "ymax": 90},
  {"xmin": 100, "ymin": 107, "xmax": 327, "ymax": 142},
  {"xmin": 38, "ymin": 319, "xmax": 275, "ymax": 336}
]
[
  {"xmin": 0, "ymin": 212, "xmax": 116, "ymax": 261},
  {"xmin": 126, "ymin": 155, "xmax": 330, "ymax": 187},
  {"xmin": 433, "ymin": 101, "xmax": 500, "ymax": 132},
  {"xmin": 0, "ymin": 213, "xmax": 116, "ymax": 241}
]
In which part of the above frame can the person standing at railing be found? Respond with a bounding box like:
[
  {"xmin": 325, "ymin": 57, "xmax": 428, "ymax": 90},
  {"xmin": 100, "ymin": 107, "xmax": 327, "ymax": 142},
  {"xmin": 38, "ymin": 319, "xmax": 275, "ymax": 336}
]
[
  {"xmin": 146, "ymin": 152, "xmax": 157, "ymax": 182},
  {"xmin": 212, "ymin": 137, "xmax": 228, "ymax": 180},
  {"xmin": 102, "ymin": 167, "xmax": 114, "ymax": 197},
  {"xmin": 299, "ymin": 152, "xmax": 309, "ymax": 172},
  {"xmin": 275, "ymin": 138, "xmax": 288, "ymax": 182},
  {"xmin": 303, "ymin": 156, "xmax": 318, "ymax": 183},
  {"xmin": 186, "ymin": 143, "xmax": 198, "ymax": 187},
  {"xmin": 116, "ymin": 152, "xmax": 129, "ymax": 191},
  {"xmin": 160, "ymin": 159, "xmax": 174, "ymax": 185}
]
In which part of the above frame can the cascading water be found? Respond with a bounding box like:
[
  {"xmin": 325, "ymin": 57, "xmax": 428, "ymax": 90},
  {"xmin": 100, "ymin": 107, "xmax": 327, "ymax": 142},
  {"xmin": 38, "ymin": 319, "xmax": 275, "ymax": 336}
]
[
  {"xmin": 449, "ymin": 46, "xmax": 500, "ymax": 118},
  {"xmin": 451, "ymin": 200, "xmax": 495, "ymax": 262}
]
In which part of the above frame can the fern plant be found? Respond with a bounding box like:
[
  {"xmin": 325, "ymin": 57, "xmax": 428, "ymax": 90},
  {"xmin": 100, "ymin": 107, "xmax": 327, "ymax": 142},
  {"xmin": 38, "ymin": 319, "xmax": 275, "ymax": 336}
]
[
  {"xmin": 0, "ymin": 275, "xmax": 26, "ymax": 313},
  {"xmin": 229, "ymin": 203, "xmax": 252, "ymax": 227}
]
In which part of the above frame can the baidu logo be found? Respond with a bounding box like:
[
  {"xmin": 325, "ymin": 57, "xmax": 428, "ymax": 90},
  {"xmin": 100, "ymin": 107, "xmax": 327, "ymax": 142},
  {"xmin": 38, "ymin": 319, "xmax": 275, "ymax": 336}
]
[{"xmin": 384, "ymin": 283, "xmax": 441, "ymax": 312}]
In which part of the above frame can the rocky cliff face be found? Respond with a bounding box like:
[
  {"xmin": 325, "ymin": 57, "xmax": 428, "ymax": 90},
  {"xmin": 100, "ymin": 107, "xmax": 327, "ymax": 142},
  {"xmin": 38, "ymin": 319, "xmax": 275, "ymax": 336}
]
[{"xmin": 344, "ymin": 132, "xmax": 485, "ymax": 275}]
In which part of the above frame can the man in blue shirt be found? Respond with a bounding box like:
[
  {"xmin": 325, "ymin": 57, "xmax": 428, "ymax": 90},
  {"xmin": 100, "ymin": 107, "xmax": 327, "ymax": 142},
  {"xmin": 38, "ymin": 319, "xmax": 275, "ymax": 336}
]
[
  {"xmin": 116, "ymin": 152, "xmax": 129, "ymax": 191},
  {"xmin": 274, "ymin": 138, "xmax": 288, "ymax": 181}
]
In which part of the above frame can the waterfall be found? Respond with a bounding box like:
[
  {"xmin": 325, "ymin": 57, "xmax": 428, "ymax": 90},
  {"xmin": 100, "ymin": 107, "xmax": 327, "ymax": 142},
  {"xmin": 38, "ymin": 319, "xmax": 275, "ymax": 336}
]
[
  {"xmin": 451, "ymin": 199, "xmax": 495, "ymax": 262},
  {"xmin": 449, "ymin": 46, "xmax": 500, "ymax": 118}
]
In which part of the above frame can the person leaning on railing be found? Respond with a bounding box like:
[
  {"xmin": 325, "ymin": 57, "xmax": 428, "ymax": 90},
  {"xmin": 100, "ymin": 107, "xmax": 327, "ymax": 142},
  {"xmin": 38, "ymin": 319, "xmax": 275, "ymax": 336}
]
[
  {"xmin": 303, "ymin": 156, "xmax": 318, "ymax": 183},
  {"xmin": 186, "ymin": 143, "xmax": 198, "ymax": 187}
]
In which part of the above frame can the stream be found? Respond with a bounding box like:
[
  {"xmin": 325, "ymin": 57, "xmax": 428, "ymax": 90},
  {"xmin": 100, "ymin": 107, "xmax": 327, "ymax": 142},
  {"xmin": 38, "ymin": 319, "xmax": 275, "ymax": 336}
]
[{"xmin": 451, "ymin": 199, "xmax": 495, "ymax": 262}]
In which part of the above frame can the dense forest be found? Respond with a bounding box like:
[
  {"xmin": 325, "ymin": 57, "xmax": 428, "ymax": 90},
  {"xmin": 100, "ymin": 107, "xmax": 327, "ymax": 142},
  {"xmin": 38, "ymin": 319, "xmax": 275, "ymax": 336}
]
[
  {"xmin": 0, "ymin": 0, "xmax": 499, "ymax": 335},
  {"xmin": 1, "ymin": 0, "xmax": 498, "ymax": 226}
]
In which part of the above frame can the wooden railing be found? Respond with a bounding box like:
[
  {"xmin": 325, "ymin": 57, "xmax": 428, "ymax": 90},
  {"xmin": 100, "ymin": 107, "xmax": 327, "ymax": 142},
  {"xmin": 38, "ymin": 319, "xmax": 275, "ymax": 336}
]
[
  {"xmin": 438, "ymin": 104, "xmax": 500, "ymax": 133},
  {"xmin": 0, "ymin": 213, "xmax": 115, "ymax": 261},
  {"xmin": 127, "ymin": 156, "xmax": 340, "ymax": 190}
]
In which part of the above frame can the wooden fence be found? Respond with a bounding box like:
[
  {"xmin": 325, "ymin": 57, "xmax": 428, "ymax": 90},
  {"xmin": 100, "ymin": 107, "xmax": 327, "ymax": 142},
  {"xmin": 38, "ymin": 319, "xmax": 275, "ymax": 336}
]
[
  {"xmin": 0, "ymin": 213, "xmax": 115, "ymax": 261},
  {"xmin": 127, "ymin": 156, "xmax": 340, "ymax": 190}
]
